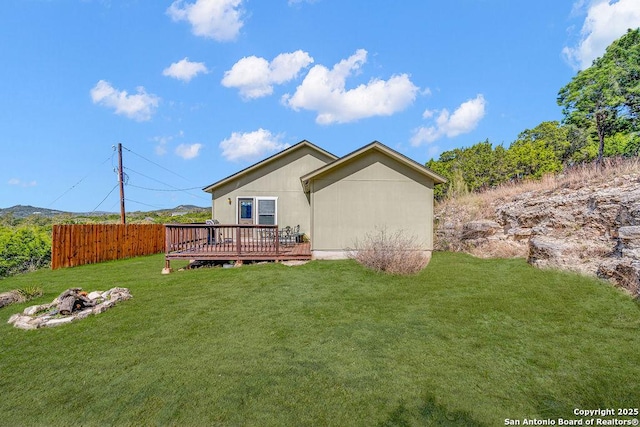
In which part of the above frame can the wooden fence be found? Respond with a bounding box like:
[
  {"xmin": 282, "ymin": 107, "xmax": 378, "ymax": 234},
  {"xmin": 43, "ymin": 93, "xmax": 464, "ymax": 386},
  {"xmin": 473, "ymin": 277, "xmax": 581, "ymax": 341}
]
[{"xmin": 51, "ymin": 224, "xmax": 166, "ymax": 270}]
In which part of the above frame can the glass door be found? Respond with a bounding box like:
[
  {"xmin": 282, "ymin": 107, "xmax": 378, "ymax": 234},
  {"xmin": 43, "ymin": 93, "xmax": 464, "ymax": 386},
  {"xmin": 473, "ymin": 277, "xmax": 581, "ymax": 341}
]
[{"xmin": 238, "ymin": 198, "xmax": 254, "ymax": 225}]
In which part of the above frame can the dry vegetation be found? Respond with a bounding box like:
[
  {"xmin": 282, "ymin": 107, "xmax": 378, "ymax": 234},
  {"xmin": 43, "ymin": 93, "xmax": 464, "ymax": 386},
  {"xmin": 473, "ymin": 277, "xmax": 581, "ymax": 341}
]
[
  {"xmin": 439, "ymin": 157, "xmax": 640, "ymax": 219},
  {"xmin": 435, "ymin": 157, "xmax": 640, "ymax": 257},
  {"xmin": 349, "ymin": 227, "xmax": 430, "ymax": 275}
]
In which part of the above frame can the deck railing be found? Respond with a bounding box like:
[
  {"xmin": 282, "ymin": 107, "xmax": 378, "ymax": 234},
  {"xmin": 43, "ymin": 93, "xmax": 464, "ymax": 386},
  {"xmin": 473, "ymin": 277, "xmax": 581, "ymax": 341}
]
[{"xmin": 165, "ymin": 223, "xmax": 281, "ymax": 258}]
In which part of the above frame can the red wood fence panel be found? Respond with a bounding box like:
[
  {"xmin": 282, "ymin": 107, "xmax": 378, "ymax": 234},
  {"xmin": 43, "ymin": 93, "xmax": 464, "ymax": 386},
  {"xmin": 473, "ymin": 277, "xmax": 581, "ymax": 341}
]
[{"xmin": 51, "ymin": 224, "xmax": 166, "ymax": 270}]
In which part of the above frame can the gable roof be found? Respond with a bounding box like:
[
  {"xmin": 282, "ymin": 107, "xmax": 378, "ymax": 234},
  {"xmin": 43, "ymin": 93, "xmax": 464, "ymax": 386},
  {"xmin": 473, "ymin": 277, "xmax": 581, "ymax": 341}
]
[
  {"xmin": 203, "ymin": 140, "xmax": 338, "ymax": 193},
  {"xmin": 300, "ymin": 141, "xmax": 447, "ymax": 192}
]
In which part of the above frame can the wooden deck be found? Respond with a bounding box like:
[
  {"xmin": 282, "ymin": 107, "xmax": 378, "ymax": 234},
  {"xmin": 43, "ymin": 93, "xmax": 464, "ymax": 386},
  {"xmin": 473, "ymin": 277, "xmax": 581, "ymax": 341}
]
[{"xmin": 164, "ymin": 224, "xmax": 311, "ymax": 268}]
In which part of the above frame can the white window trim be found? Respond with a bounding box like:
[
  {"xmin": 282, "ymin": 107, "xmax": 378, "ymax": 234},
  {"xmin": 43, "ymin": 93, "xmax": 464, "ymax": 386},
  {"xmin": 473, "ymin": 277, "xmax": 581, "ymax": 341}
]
[
  {"xmin": 256, "ymin": 196, "xmax": 278, "ymax": 225},
  {"xmin": 235, "ymin": 196, "xmax": 278, "ymax": 225}
]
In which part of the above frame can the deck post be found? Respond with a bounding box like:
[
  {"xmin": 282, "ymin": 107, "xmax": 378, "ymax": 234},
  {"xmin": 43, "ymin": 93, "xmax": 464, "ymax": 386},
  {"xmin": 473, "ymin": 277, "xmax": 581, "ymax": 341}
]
[
  {"xmin": 236, "ymin": 227, "xmax": 241, "ymax": 256},
  {"xmin": 275, "ymin": 227, "xmax": 279, "ymax": 256},
  {"xmin": 162, "ymin": 259, "xmax": 172, "ymax": 274}
]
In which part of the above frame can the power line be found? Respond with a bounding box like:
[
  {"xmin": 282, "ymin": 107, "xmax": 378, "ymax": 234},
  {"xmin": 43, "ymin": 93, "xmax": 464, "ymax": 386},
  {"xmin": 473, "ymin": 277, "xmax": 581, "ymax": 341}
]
[
  {"xmin": 124, "ymin": 198, "xmax": 165, "ymax": 210},
  {"xmin": 48, "ymin": 153, "xmax": 114, "ymax": 208},
  {"xmin": 122, "ymin": 145, "xmax": 193, "ymax": 183},
  {"xmin": 90, "ymin": 184, "xmax": 119, "ymax": 214},
  {"xmin": 124, "ymin": 167, "xmax": 208, "ymax": 200},
  {"xmin": 127, "ymin": 183, "xmax": 204, "ymax": 192}
]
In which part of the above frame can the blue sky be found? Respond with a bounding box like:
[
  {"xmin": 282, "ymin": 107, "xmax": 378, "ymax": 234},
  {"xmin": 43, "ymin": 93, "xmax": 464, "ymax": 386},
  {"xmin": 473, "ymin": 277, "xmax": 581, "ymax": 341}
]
[{"xmin": 2, "ymin": 0, "xmax": 639, "ymax": 212}]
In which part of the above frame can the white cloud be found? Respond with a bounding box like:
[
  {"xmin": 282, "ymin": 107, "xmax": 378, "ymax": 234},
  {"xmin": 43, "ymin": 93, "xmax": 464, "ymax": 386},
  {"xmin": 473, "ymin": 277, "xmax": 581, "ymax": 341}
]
[
  {"xmin": 151, "ymin": 135, "xmax": 173, "ymax": 156},
  {"xmin": 282, "ymin": 49, "xmax": 419, "ymax": 124},
  {"xmin": 563, "ymin": 0, "xmax": 640, "ymax": 70},
  {"xmin": 90, "ymin": 80, "xmax": 160, "ymax": 121},
  {"xmin": 167, "ymin": 0, "xmax": 244, "ymax": 42},
  {"xmin": 8, "ymin": 178, "xmax": 37, "ymax": 187},
  {"xmin": 222, "ymin": 50, "xmax": 314, "ymax": 99},
  {"xmin": 422, "ymin": 109, "xmax": 435, "ymax": 119},
  {"xmin": 219, "ymin": 128, "xmax": 289, "ymax": 162},
  {"xmin": 175, "ymin": 143, "xmax": 203, "ymax": 159},
  {"xmin": 411, "ymin": 94, "xmax": 486, "ymax": 146},
  {"xmin": 163, "ymin": 57, "xmax": 209, "ymax": 82}
]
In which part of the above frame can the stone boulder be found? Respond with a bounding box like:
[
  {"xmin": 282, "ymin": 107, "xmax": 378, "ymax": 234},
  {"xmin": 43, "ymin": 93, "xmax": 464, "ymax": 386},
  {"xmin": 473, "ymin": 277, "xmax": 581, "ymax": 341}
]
[
  {"xmin": 7, "ymin": 287, "xmax": 132, "ymax": 330},
  {"xmin": 528, "ymin": 237, "xmax": 569, "ymax": 266},
  {"xmin": 597, "ymin": 260, "xmax": 640, "ymax": 297},
  {"xmin": 461, "ymin": 220, "xmax": 502, "ymax": 240}
]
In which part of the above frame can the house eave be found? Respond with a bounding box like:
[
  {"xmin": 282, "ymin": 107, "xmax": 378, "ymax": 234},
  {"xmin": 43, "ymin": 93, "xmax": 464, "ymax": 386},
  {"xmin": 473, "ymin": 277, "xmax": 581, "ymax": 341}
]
[
  {"xmin": 300, "ymin": 141, "xmax": 448, "ymax": 185},
  {"xmin": 202, "ymin": 140, "xmax": 338, "ymax": 194}
]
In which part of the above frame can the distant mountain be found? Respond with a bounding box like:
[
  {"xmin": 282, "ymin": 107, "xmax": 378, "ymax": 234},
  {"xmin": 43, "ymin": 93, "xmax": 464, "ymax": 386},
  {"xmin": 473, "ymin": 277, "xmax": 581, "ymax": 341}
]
[
  {"xmin": 0, "ymin": 205, "xmax": 67, "ymax": 218},
  {"xmin": 0, "ymin": 204, "xmax": 208, "ymax": 219},
  {"xmin": 164, "ymin": 205, "xmax": 208, "ymax": 212}
]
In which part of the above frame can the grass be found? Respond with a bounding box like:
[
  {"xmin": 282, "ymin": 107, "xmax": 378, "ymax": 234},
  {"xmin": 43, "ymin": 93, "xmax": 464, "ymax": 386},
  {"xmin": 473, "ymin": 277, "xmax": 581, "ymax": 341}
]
[{"xmin": 0, "ymin": 253, "xmax": 639, "ymax": 426}]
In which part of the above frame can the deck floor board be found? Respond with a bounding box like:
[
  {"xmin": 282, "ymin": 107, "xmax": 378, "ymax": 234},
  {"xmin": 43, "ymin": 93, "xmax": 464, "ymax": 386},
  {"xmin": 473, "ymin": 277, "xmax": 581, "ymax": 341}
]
[{"xmin": 166, "ymin": 242, "xmax": 311, "ymax": 261}]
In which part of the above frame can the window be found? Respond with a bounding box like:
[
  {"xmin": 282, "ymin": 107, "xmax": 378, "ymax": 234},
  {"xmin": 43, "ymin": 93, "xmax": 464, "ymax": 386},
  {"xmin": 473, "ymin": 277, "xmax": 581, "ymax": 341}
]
[
  {"xmin": 238, "ymin": 198, "xmax": 254, "ymax": 224},
  {"xmin": 236, "ymin": 197, "xmax": 277, "ymax": 225},
  {"xmin": 257, "ymin": 197, "xmax": 276, "ymax": 225},
  {"xmin": 239, "ymin": 200, "xmax": 252, "ymax": 220}
]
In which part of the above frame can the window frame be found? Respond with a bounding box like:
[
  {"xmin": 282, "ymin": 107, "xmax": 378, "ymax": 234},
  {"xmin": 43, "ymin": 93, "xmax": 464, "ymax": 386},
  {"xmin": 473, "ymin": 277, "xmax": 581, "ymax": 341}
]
[
  {"xmin": 256, "ymin": 196, "xmax": 277, "ymax": 225},
  {"xmin": 235, "ymin": 196, "xmax": 278, "ymax": 225}
]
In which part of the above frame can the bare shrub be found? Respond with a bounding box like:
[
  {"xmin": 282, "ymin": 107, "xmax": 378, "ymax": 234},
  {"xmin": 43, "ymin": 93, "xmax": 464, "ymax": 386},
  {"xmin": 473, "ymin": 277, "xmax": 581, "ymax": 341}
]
[{"xmin": 349, "ymin": 228, "xmax": 429, "ymax": 275}]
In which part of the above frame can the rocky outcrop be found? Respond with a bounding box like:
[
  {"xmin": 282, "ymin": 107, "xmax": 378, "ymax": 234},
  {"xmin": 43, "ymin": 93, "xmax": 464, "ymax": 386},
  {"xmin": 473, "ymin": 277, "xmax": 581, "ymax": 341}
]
[
  {"xmin": 435, "ymin": 172, "xmax": 640, "ymax": 298},
  {"xmin": 7, "ymin": 287, "xmax": 132, "ymax": 330}
]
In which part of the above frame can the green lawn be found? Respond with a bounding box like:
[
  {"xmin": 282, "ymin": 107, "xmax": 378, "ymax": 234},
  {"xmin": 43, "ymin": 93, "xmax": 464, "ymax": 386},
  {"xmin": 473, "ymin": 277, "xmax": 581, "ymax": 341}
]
[{"xmin": 0, "ymin": 253, "xmax": 638, "ymax": 426}]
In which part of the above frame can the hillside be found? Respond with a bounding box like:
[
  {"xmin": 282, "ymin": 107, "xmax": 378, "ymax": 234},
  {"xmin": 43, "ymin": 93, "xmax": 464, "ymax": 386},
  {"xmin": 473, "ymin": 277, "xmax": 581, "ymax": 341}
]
[
  {"xmin": 0, "ymin": 205, "xmax": 67, "ymax": 218},
  {"xmin": 435, "ymin": 157, "xmax": 640, "ymax": 298},
  {"xmin": 0, "ymin": 204, "xmax": 208, "ymax": 219}
]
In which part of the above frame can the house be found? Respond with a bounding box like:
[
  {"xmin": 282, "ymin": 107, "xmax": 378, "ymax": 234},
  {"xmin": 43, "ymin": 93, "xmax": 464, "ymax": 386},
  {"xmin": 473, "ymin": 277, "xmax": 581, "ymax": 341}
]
[{"xmin": 201, "ymin": 140, "xmax": 446, "ymax": 260}]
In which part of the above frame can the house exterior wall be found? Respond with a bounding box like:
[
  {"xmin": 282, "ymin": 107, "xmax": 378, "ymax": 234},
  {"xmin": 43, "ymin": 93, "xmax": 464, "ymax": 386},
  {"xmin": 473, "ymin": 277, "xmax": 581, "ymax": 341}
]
[
  {"xmin": 210, "ymin": 146, "xmax": 334, "ymax": 235},
  {"xmin": 309, "ymin": 150, "xmax": 435, "ymax": 255}
]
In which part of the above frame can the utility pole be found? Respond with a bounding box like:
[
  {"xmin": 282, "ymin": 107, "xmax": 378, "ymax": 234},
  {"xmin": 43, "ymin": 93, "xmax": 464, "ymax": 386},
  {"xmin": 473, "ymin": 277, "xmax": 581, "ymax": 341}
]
[{"xmin": 117, "ymin": 143, "xmax": 126, "ymax": 224}]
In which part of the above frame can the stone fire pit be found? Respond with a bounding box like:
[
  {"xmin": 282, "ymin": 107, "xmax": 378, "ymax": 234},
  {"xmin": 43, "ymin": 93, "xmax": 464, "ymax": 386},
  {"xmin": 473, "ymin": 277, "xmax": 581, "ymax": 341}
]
[{"xmin": 8, "ymin": 287, "xmax": 132, "ymax": 330}]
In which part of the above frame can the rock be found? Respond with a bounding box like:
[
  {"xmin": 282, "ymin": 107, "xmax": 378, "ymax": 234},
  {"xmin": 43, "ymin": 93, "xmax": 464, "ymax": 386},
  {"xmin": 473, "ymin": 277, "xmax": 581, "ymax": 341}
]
[
  {"xmin": 23, "ymin": 304, "xmax": 50, "ymax": 316},
  {"xmin": 597, "ymin": 260, "xmax": 640, "ymax": 297},
  {"xmin": 76, "ymin": 308, "xmax": 94, "ymax": 319},
  {"xmin": 87, "ymin": 291, "xmax": 103, "ymax": 300},
  {"xmin": 461, "ymin": 220, "xmax": 502, "ymax": 240},
  {"xmin": 528, "ymin": 237, "xmax": 569, "ymax": 266},
  {"xmin": 508, "ymin": 227, "xmax": 533, "ymax": 240},
  {"xmin": 617, "ymin": 226, "xmax": 640, "ymax": 240},
  {"xmin": 43, "ymin": 317, "xmax": 75, "ymax": 327},
  {"xmin": 282, "ymin": 260, "xmax": 309, "ymax": 267},
  {"xmin": 0, "ymin": 290, "xmax": 22, "ymax": 309},
  {"xmin": 9, "ymin": 287, "xmax": 132, "ymax": 330},
  {"xmin": 14, "ymin": 319, "xmax": 39, "ymax": 330}
]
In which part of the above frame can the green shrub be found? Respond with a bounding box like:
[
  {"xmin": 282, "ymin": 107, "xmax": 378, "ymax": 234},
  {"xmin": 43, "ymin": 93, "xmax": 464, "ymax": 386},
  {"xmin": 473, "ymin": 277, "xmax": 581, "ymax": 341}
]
[
  {"xmin": 16, "ymin": 285, "xmax": 44, "ymax": 300},
  {"xmin": 0, "ymin": 226, "xmax": 51, "ymax": 277}
]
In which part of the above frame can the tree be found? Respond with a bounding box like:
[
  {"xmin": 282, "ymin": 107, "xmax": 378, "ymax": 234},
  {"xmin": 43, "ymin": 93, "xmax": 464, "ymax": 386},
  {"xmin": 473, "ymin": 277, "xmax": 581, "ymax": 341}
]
[
  {"xmin": 506, "ymin": 121, "xmax": 567, "ymax": 179},
  {"xmin": 558, "ymin": 28, "xmax": 640, "ymax": 165},
  {"xmin": 609, "ymin": 29, "xmax": 640, "ymax": 125},
  {"xmin": 426, "ymin": 140, "xmax": 509, "ymax": 199}
]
